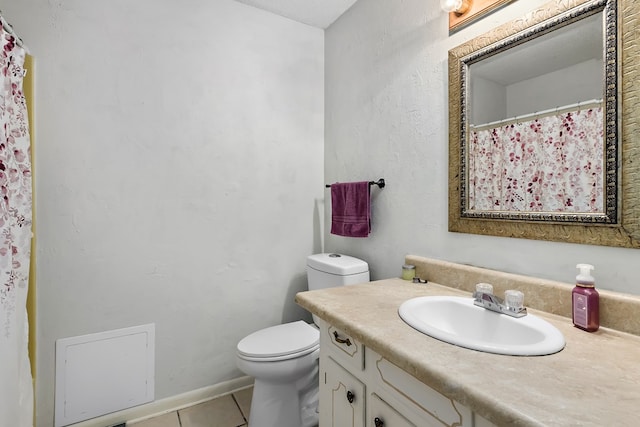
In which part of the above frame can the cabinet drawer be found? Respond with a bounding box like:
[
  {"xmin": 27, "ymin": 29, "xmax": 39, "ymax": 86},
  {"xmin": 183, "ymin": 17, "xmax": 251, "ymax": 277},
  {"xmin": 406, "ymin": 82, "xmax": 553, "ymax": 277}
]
[
  {"xmin": 367, "ymin": 348, "xmax": 472, "ymax": 427},
  {"xmin": 319, "ymin": 319, "xmax": 364, "ymax": 371}
]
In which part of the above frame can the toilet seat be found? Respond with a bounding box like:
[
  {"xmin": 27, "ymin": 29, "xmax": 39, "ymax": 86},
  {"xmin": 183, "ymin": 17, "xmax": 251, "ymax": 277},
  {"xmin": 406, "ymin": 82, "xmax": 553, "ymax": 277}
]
[{"xmin": 237, "ymin": 321, "xmax": 319, "ymax": 362}]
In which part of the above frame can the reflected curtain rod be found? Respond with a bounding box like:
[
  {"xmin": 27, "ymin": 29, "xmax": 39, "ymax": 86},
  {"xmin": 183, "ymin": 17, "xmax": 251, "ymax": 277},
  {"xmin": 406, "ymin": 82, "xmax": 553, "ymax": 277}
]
[
  {"xmin": 470, "ymin": 98, "xmax": 603, "ymax": 131},
  {"xmin": 0, "ymin": 12, "xmax": 29, "ymax": 53},
  {"xmin": 325, "ymin": 178, "xmax": 386, "ymax": 189}
]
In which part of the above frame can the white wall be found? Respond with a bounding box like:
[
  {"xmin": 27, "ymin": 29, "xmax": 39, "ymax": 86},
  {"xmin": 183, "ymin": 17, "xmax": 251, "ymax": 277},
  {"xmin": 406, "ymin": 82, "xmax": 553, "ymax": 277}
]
[
  {"xmin": 470, "ymin": 75, "xmax": 506, "ymax": 124},
  {"xmin": 470, "ymin": 59, "xmax": 602, "ymax": 125},
  {"xmin": 506, "ymin": 58, "xmax": 603, "ymax": 117},
  {"xmin": 325, "ymin": 0, "xmax": 640, "ymax": 296},
  {"xmin": 1, "ymin": 1, "xmax": 324, "ymax": 425}
]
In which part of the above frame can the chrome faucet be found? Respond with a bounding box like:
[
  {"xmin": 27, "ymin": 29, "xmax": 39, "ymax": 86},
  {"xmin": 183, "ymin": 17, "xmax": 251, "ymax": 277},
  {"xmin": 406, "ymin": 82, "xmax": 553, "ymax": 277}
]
[{"xmin": 473, "ymin": 286, "xmax": 527, "ymax": 318}]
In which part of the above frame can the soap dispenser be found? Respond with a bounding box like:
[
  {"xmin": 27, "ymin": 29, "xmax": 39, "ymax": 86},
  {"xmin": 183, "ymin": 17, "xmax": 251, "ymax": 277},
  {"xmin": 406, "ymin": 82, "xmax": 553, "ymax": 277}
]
[{"xmin": 572, "ymin": 263, "xmax": 599, "ymax": 332}]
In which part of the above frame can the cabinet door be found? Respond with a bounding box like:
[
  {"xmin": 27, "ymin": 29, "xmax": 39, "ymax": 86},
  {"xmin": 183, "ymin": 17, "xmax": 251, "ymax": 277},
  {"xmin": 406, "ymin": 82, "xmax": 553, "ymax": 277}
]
[
  {"xmin": 368, "ymin": 393, "xmax": 415, "ymax": 427},
  {"xmin": 320, "ymin": 356, "xmax": 365, "ymax": 427}
]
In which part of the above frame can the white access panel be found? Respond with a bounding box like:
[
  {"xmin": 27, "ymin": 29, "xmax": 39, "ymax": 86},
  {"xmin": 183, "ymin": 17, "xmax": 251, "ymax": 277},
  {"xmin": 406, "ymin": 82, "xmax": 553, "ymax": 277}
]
[{"xmin": 54, "ymin": 324, "xmax": 155, "ymax": 427}]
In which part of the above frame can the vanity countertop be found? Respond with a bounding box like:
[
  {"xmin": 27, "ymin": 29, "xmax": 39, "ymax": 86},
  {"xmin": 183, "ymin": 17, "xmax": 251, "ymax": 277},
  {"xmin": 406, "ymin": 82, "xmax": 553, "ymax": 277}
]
[{"xmin": 295, "ymin": 279, "xmax": 640, "ymax": 427}]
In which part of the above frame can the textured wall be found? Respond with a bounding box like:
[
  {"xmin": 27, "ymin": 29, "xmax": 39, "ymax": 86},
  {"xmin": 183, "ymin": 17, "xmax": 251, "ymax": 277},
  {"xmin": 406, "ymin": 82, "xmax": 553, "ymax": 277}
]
[
  {"xmin": 325, "ymin": 0, "xmax": 640, "ymax": 295},
  {"xmin": 1, "ymin": 1, "xmax": 324, "ymax": 425}
]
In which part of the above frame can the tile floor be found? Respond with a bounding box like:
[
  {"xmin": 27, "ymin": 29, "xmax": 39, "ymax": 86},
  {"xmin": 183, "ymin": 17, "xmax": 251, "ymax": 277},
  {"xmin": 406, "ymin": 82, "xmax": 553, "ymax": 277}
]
[{"xmin": 128, "ymin": 387, "xmax": 252, "ymax": 427}]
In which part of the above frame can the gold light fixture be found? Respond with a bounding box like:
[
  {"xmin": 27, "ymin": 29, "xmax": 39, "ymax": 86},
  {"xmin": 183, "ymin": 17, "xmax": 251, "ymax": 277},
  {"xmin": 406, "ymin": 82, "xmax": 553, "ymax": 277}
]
[{"xmin": 440, "ymin": 0, "xmax": 472, "ymax": 15}]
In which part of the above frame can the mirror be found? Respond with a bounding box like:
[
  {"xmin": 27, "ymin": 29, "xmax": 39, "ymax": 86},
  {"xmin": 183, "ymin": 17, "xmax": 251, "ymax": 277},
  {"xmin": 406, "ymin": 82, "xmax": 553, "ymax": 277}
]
[
  {"xmin": 468, "ymin": 12, "xmax": 610, "ymax": 219},
  {"xmin": 448, "ymin": 0, "xmax": 640, "ymax": 248}
]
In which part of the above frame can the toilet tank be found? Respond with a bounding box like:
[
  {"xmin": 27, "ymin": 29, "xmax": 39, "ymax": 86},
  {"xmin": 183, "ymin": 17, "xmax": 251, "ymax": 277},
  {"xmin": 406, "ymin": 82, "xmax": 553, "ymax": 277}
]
[{"xmin": 306, "ymin": 253, "xmax": 370, "ymax": 291}]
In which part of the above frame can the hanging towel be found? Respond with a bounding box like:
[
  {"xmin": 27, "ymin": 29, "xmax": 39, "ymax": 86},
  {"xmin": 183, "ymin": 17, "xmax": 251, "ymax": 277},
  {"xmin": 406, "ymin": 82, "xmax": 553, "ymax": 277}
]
[{"xmin": 330, "ymin": 181, "xmax": 371, "ymax": 238}]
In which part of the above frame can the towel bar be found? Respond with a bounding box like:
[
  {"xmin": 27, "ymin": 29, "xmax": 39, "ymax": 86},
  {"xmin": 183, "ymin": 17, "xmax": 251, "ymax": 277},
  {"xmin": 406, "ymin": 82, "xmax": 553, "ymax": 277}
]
[{"xmin": 325, "ymin": 178, "xmax": 385, "ymax": 189}]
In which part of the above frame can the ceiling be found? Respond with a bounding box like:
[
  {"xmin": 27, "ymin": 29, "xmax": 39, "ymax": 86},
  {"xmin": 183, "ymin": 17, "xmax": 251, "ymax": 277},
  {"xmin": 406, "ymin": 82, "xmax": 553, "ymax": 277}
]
[{"xmin": 234, "ymin": 0, "xmax": 359, "ymax": 29}]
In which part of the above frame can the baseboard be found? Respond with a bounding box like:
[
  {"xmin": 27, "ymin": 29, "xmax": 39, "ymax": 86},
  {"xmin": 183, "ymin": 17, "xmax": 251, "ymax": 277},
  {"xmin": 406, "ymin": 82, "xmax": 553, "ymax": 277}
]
[{"xmin": 68, "ymin": 376, "xmax": 254, "ymax": 427}]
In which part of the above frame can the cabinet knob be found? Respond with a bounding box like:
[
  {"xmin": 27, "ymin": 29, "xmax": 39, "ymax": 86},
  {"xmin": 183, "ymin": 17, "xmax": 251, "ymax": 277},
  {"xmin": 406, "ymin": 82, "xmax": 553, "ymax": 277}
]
[
  {"xmin": 374, "ymin": 417, "xmax": 384, "ymax": 427},
  {"xmin": 333, "ymin": 330, "xmax": 352, "ymax": 346},
  {"xmin": 346, "ymin": 390, "xmax": 355, "ymax": 403}
]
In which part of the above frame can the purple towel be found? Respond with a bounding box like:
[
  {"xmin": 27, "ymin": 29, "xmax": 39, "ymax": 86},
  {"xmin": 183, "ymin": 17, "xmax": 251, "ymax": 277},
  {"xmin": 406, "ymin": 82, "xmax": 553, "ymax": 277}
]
[{"xmin": 330, "ymin": 181, "xmax": 371, "ymax": 238}]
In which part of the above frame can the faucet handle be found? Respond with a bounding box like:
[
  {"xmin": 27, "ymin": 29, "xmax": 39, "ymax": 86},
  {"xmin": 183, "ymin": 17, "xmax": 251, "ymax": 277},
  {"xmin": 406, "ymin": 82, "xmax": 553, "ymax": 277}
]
[
  {"xmin": 504, "ymin": 290, "xmax": 524, "ymax": 312},
  {"xmin": 475, "ymin": 283, "xmax": 494, "ymax": 295}
]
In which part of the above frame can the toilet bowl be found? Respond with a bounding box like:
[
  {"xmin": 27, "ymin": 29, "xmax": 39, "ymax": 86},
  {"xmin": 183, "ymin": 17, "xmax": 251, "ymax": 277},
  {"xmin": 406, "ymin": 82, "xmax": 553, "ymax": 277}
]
[
  {"xmin": 236, "ymin": 254, "xmax": 369, "ymax": 427},
  {"xmin": 237, "ymin": 321, "xmax": 320, "ymax": 427}
]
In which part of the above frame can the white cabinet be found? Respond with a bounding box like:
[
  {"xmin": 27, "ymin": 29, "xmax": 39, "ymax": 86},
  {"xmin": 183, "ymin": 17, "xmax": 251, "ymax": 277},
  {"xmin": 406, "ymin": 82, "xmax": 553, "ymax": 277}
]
[
  {"xmin": 319, "ymin": 322, "xmax": 365, "ymax": 426},
  {"xmin": 318, "ymin": 319, "xmax": 496, "ymax": 427},
  {"xmin": 368, "ymin": 393, "xmax": 414, "ymax": 427},
  {"xmin": 321, "ymin": 356, "xmax": 365, "ymax": 427},
  {"xmin": 366, "ymin": 348, "xmax": 472, "ymax": 427}
]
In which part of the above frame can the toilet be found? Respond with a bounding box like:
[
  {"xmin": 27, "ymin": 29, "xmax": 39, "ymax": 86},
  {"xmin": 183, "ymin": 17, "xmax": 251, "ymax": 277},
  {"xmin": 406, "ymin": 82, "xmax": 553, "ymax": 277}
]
[{"xmin": 236, "ymin": 253, "xmax": 370, "ymax": 427}]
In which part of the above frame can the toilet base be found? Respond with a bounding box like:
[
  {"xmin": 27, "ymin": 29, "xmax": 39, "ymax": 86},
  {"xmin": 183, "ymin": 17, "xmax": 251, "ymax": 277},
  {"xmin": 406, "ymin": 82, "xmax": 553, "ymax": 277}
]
[{"xmin": 246, "ymin": 355, "xmax": 319, "ymax": 427}]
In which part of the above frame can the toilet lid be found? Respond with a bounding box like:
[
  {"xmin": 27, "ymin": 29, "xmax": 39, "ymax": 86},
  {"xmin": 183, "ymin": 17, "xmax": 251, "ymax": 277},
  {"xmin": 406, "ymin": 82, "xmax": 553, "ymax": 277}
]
[{"xmin": 237, "ymin": 321, "xmax": 319, "ymax": 359}]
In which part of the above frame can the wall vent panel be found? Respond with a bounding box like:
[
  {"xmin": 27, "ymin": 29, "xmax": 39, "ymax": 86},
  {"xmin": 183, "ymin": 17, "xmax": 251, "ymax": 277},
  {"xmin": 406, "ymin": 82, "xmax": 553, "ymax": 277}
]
[{"xmin": 54, "ymin": 324, "xmax": 155, "ymax": 427}]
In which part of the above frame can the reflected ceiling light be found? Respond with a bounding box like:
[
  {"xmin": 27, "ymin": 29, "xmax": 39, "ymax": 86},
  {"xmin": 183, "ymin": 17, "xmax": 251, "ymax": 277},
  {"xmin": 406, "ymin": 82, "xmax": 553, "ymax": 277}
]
[{"xmin": 440, "ymin": 0, "xmax": 471, "ymax": 14}]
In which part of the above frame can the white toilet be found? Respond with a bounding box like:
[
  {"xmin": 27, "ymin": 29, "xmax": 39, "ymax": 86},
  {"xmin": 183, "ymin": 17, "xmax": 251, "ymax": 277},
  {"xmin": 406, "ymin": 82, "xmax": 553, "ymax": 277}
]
[{"xmin": 236, "ymin": 253, "xmax": 370, "ymax": 427}]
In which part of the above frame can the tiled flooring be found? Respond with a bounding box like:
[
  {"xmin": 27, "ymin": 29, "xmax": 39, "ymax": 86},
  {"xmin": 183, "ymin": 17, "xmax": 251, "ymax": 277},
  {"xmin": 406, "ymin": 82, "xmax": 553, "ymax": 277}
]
[{"xmin": 129, "ymin": 387, "xmax": 252, "ymax": 427}]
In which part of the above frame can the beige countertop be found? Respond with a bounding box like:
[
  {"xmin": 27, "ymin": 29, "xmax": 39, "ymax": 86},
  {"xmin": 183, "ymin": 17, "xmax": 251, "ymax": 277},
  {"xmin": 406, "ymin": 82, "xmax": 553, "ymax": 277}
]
[{"xmin": 295, "ymin": 279, "xmax": 640, "ymax": 427}]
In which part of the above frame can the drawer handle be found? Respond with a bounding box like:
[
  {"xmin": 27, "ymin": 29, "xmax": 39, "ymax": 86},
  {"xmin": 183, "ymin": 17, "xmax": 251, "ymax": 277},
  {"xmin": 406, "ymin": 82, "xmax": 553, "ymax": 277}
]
[
  {"xmin": 333, "ymin": 331, "xmax": 352, "ymax": 346},
  {"xmin": 374, "ymin": 417, "xmax": 384, "ymax": 427},
  {"xmin": 346, "ymin": 390, "xmax": 355, "ymax": 403}
]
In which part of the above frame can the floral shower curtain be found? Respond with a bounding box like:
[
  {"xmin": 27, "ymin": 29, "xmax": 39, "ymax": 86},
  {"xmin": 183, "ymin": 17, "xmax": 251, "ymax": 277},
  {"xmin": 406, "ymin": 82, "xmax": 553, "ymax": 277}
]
[
  {"xmin": 468, "ymin": 107, "xmax": 603, "ymax": 213},
  {"xmin": 0, "ymin": 23, "xmax": 34, "ymax": 427}
]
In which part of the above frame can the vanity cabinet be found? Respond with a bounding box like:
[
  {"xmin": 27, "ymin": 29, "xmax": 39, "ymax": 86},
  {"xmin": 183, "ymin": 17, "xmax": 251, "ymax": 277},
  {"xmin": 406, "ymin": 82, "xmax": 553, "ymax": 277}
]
[
  {"xmin": 318, "ymin": 319, "xmax": 496, "ymax": 427},
  {"xmin": 368, "ymin": 393, "xmax": 414, "ymax": 427},
  {"xmin": 321, "ymin": 356, "xmax": 366, "ymax": 427}
]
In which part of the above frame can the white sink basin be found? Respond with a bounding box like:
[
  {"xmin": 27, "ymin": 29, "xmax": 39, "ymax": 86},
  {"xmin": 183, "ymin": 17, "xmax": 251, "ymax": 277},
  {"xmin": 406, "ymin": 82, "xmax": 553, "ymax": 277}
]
[{"xmin": 398, "ymin": 296, "xmax": 565, "ymax": 356}]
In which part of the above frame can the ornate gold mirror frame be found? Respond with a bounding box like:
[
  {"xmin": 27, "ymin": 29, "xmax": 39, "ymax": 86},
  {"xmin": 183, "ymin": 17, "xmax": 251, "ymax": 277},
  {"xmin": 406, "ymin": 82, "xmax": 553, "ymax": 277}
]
[{"xmin": 448, "ymin": 0, "xmax": 640, "ymax": 248}]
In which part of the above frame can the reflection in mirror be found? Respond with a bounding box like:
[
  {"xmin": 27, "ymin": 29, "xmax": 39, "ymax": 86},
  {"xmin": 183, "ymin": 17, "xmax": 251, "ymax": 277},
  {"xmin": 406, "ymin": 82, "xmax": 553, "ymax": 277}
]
[
  {"xmin": 467, "ymin": 13, "xmax": 607, "ymax": 216},
  {"xmin": 447, "ymin": 0, "xmax": 640, "ymax": 248},
  {"xmin": 469, "ymin": 14, "xmax": 602, "ymax": 125}
]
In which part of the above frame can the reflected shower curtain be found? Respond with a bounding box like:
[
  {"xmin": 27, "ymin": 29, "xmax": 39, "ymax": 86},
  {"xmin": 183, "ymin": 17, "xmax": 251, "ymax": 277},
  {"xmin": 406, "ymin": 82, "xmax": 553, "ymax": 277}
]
[
  {"xmin": 468, "ymin": 107, "xmax": 603, "ymax": 212},
  {"xmin": 0, "ymin": 25, "xmax": 34, "ymax": 427}
]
